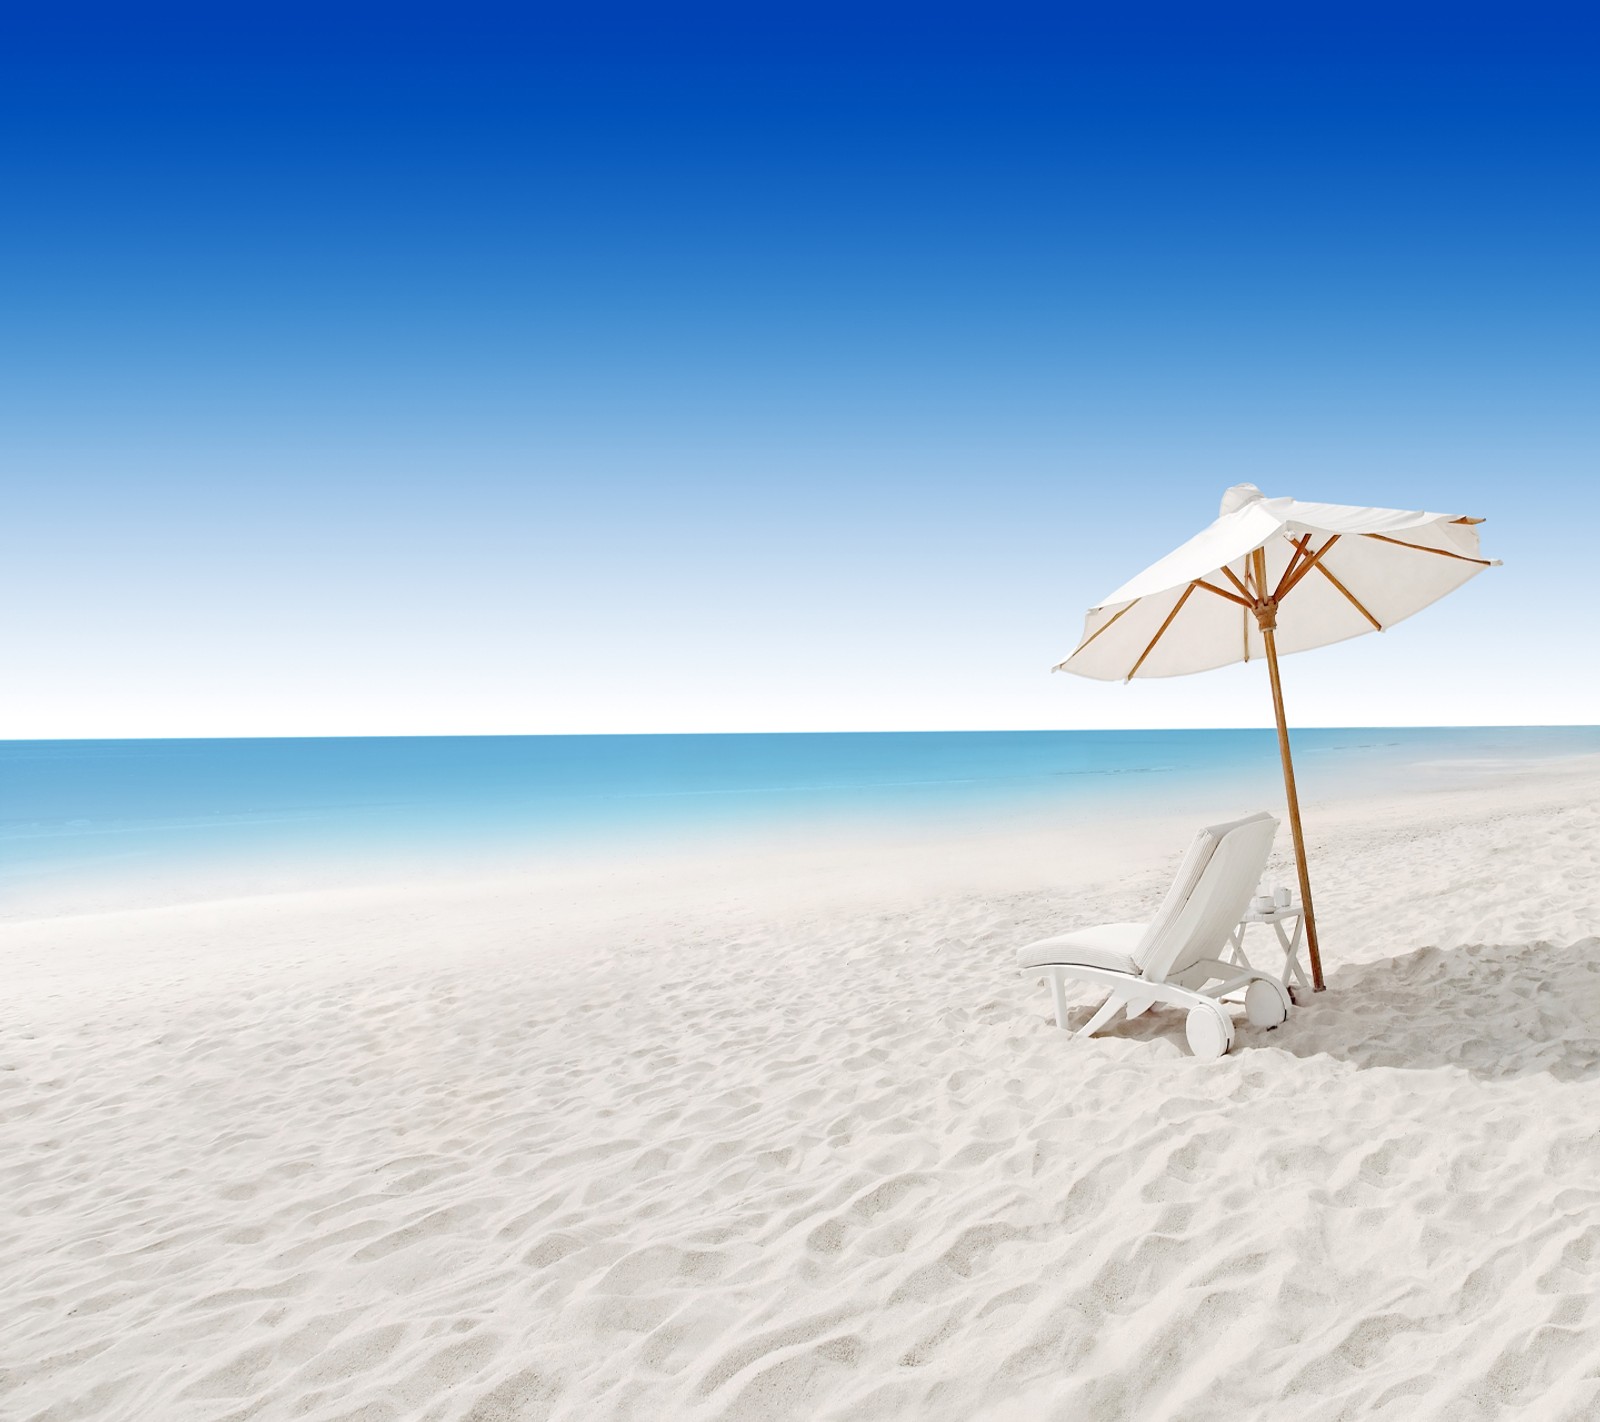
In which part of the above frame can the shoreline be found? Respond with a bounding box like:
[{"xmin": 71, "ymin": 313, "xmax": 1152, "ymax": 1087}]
[
  {"xmin": 5, "ymin": 730, "xmax": 1598, "ymax": 924},
  {"xmin": 9, "ymin": 744, "xmax": 1600, "ymax": 926}
]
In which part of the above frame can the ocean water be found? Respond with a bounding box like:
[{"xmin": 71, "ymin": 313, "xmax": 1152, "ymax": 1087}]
[{"xmin": 4, "ymin": 727, "xmax": 1597, "ymax": 916}]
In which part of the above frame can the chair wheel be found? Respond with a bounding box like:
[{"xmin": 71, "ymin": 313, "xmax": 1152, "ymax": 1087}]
[
  {"xmin": 1245, "ymin": 979, "xmax": 1289, "ymax": 1028},
  {"xmin": 1185, "ymin": 1004, "xmax": 1233, "ymax": 1060}
]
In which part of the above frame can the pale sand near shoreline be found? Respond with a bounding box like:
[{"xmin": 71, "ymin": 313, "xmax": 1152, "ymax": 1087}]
[{"xmin": 3, "ymin": 761, "xmax": 1599, "ymax": 1420}]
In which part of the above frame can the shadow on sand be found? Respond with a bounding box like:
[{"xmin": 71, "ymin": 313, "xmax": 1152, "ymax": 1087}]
[{"xmin": 1263, "ymin": 936, "xmax": 1600, "ymax": 1082}]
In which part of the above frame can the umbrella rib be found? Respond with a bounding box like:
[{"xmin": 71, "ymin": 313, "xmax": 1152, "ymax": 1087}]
[
  {"xmin": 1311, "ymin": 559, "xmax": 1383, "ymax": 630},
  {"xmin": 1223, "ymin": 562, "xmax": 1251, "ymax": 662},
  {"xmin": 1277, "ymin": 535, "xmax": 1341, "ymax": 599},
  {"xmin": 1058, "ymin": 598, "xmax": 1141, "ymax": 666},
  {"xmin": 1363, "ymin": 532, "xmax": 1492, "ymax": 565},
  {"xmin": 1192, "ymin": 579, "xmax": 1252, "ymax": 608},
  {"xmin": 1126, "ymin": 582, "xmax": 1197, "ymax": 681},
  {"xmin": 1273, "ymin": 534, "xmax": 1314, "ymax": 601}
]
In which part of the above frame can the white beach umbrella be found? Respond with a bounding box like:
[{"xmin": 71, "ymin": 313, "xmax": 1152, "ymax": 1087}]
[{"xmin": 1056, "ymin": 483, "xmax": 1498, "ymax": 991}]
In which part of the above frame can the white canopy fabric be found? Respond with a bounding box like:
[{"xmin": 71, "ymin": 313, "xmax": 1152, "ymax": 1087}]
[{"xmin": 1057, "ymin": 484, "xmax": 1498, "ymax": 682}]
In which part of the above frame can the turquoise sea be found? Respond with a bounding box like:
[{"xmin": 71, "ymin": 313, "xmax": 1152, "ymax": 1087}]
[{"xmin": 4, "ymin": 728, "xmax": 1596, "ymax": 917}]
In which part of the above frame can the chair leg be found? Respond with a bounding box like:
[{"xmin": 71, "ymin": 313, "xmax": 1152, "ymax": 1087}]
[
  {"xmin": 1047, "ymin": 969, "xmax": 1071, "ymax": 1028},
  {"xmin": 1076, "ymin": 991, "xmax": 1126, "ymax": 1040}
]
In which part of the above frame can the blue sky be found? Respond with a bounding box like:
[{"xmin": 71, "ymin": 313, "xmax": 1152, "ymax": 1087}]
[{"xmin": 3, "ymin": 3, "xmax": 1596, "ymax": 735}]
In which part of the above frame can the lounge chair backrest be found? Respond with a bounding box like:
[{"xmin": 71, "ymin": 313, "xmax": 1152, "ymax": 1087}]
[{"xmin": 1133, "ymin": 812, "xmax": 1279, "ymax": 984}]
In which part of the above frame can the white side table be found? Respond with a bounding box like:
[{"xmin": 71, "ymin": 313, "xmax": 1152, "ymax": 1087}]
[{"xmin": 1228, "ymin": 900, "xmax": 1311, "ymax": 999}]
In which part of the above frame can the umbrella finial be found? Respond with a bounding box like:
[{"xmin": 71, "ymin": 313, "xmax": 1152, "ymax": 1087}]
[{"xmin": 1220, "ymin": 483, "xmax": 1266, "ymax": 516}]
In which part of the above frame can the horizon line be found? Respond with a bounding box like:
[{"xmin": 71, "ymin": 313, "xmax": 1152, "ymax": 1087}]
[{"xmin": 2, "ymin": 722, "xmax": 1596, "ymax": 744}]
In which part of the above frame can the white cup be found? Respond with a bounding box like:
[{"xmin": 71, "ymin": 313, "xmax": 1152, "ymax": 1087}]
[
  {"xmin": 1274, "ymin": 886, "xmax": 1292, "ymax": 909},
  {"xmin": 1253, "ymin": 894, "xmax": 1274, "ymax": 913}
]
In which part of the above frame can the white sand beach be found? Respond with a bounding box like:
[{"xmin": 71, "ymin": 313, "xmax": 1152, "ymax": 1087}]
[{"xmin": 5, "ymin": 757, "xmax": 1600, "ymax": 1421}]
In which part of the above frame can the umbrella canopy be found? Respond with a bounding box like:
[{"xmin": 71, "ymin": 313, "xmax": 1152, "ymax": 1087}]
[
  {"xmin": 1055, "ymin": 483, "xmax": 1498, "ymax": 993},
  {"xmin": 1058, "ymin": 484, "xmax": 1497, "ymax": 682}
]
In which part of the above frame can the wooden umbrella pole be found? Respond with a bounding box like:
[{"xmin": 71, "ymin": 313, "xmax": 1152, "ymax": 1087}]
[
  {"xmin": 1251, "ymin": 547, "xmax": 1325, "ymax": 992},
  {"xmin": 1259, "ymin": 622, "xmax": 1326, "ymax": 992}
]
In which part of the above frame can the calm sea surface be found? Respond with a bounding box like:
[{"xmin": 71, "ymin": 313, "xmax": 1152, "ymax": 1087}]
[{"xmin": 4, "ymin": 728, "xmax": 1596, "ymax": 915}]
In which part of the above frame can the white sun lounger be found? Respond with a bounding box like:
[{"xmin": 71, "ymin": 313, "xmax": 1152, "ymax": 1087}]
[{"xmin": 1017, "ymin": 811, "xmax": 1293, "ymax": 1060}]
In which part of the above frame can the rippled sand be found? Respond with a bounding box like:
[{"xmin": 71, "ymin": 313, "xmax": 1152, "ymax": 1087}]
[{"xmin": 4, "ymin": 759, "xmax": 1599, "ymax": 1420}]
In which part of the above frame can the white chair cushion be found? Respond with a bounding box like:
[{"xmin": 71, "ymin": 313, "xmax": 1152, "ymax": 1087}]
[
  {"xmin": 1133, "ymin": 811, "xmax": 1277, "ymax": 977},
  {"xmin": 1015, "ymin": 922, "xmax": 1147, "ymax": 974}
]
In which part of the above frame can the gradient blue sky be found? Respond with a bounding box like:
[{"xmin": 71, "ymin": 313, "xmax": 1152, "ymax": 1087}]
[{"xmin": 3, "ymin": 3, "xmax": 1596, "ymax": 736}]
